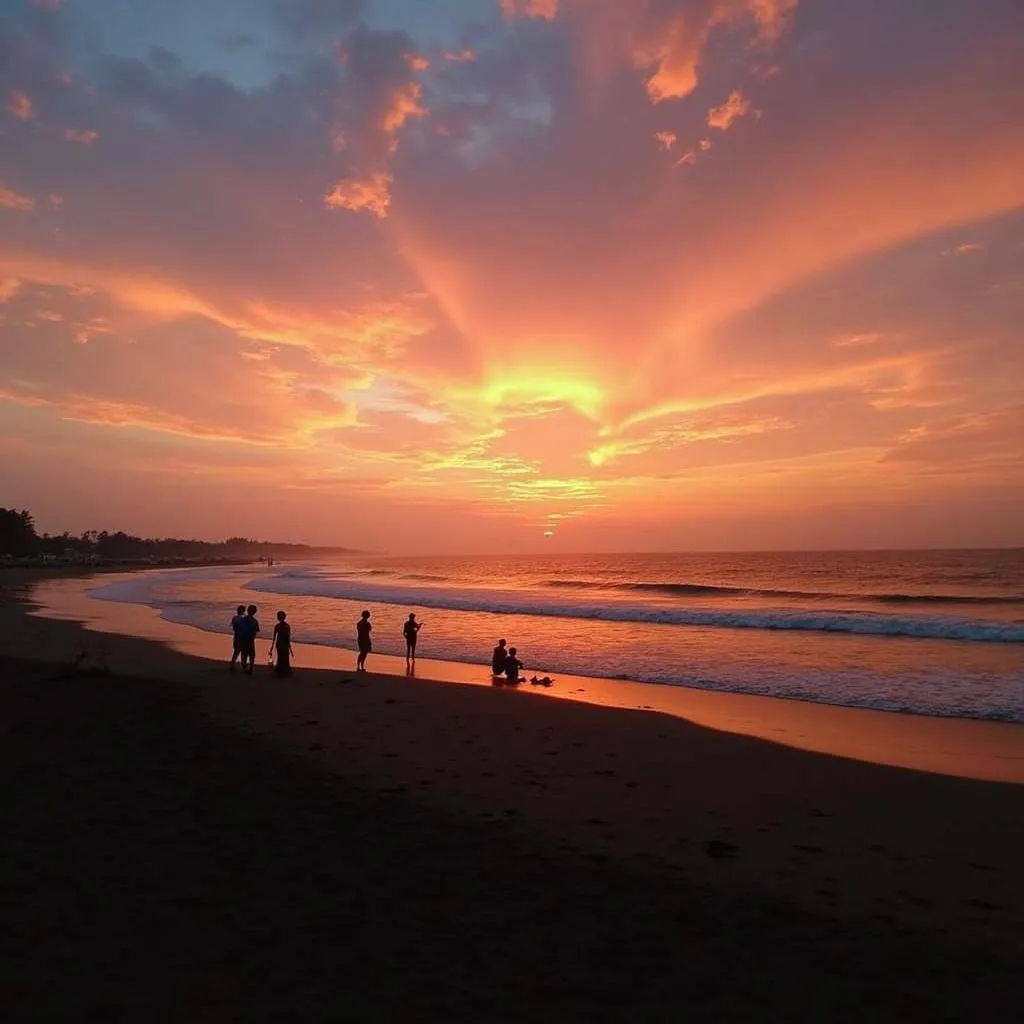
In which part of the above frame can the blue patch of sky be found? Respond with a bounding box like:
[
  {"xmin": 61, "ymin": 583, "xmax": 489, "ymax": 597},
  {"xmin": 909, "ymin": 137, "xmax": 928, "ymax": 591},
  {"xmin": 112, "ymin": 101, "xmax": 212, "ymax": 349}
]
[{"xmin": 62, "ymin": 0, "xmax": 502, "ymax": 91}]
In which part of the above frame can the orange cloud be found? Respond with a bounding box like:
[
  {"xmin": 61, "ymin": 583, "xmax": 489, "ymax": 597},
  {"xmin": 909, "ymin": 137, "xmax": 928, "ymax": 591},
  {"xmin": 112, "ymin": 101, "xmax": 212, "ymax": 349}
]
[
  {"xmin": 324, "ymin": 170, "xmax": 393, "ymax": 216},
  {"xmin": 0, "ymin": 278, "xmax": 21, "ymax": 303},
  {"xmin": 380, "ymin": 81, "xmax": 428, "ymax": 139},
  {"xmin": 443, "ymin": 48, "xmax": 477, "ymax": 63},
  {"xmin": 324, "ymin": 36, "xmax": 429, "ymax": 216},
  {"xmin": 633, "ymin": 1, "xmax": 799, "ymax": 101},
  {"xmin": 64, "ymin": 128, "xmax": 100, "ymax": 145},
  {"xmin": 7, "ymin": 90, "xmax": 33, "ymax": 120},
  {"xmin": 0, "ymin": 183, "xmax": 34, "ymax": 211},
  {"xmin": 655, "ymin": 130, "xmax": 677, "ymax": 150},
  {"xmin": 708, "ymin": 90, "xmax": 752, "ymax": 130},
  {"xmin": 589, "ymin": 410, "xmax": 793, "ymax": 467}
]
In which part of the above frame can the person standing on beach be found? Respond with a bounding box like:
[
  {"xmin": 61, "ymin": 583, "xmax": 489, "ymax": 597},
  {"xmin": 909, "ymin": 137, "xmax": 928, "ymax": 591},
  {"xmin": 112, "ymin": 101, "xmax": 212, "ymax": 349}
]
[
  {"xmin": 356, "ymin": 610, "xmax": 372, "ymax": 671},
  {"xmin": 229, "ymin": 604, "xmax": 246, "ymax": 672},
  {"xmin": 239, "ymin": 604, "xmax": 260, "ymax": 675},
  {"xmin": 491, "ymin": 638, "xmax": 508, "ymax": 677},
  {"xmin": 271, "ymin": 610, "xmax": 293, "ymax": 676},
  {"xmin": 403, "ymin": 613, "xmax": 422, "ymax": 665}
]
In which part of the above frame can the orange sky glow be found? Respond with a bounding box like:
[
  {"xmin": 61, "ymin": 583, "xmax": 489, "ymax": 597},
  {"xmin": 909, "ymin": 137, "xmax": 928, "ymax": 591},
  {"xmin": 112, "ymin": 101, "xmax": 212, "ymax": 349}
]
[{"xmin": 1, "ymin": 0, "xmax": 1022, "ymax": 553}]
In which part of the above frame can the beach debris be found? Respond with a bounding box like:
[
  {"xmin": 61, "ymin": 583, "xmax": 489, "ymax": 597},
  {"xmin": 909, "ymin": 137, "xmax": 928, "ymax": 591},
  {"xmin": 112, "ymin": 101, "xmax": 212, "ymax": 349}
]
[{"xmin": 529, "ymin": 675, "xmax": 554, "ymax": 687}]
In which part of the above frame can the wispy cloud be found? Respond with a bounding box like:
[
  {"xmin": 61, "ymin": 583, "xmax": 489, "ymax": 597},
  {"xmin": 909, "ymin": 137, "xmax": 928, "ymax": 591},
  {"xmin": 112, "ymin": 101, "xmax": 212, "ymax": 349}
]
[{"xmin": 0, "ymin": 182, "xmax": 34, "ymax": 211}]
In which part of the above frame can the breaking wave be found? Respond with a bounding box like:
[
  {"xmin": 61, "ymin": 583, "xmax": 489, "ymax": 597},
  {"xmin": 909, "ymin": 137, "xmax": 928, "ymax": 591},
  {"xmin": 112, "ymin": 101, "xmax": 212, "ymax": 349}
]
[{"xmin": 243, "ymin": 574, "xmax": 1024, "ymax": 644}]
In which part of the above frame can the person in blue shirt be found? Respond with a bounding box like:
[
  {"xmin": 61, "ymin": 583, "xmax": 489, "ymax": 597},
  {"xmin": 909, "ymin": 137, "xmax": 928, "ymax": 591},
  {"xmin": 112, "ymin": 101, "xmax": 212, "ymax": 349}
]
[{"xmin": 238, "ymin": 604, "xmax": 260, "ymax": 675}]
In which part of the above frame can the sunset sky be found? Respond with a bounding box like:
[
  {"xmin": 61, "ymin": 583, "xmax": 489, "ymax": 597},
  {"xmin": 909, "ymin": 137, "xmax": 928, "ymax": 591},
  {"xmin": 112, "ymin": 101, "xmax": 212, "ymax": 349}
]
[{"xmin": 1, "ymin": 0, "xmax": 1022, "ymax": 553}]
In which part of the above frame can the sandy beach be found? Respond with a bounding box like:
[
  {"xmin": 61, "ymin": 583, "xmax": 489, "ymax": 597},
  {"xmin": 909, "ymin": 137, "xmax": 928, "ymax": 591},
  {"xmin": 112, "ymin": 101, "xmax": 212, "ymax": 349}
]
[{"xmin": 2, "ymin": 568, "xmax": 1023, "ymax": 1019}]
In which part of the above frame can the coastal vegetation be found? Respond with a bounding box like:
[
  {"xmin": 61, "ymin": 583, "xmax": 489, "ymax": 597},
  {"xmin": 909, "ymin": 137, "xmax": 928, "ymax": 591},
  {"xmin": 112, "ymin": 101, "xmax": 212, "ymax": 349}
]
[{"xmin": 0, "ymin": 507, "xmax": 351, "ymax": 564}]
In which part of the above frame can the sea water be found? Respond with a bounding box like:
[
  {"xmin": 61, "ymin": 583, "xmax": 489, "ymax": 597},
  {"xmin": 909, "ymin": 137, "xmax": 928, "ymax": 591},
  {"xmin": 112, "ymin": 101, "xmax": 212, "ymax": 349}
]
[{"xmin": 87, "ymin": 550, "xmax": 1024, "ymax": 722}]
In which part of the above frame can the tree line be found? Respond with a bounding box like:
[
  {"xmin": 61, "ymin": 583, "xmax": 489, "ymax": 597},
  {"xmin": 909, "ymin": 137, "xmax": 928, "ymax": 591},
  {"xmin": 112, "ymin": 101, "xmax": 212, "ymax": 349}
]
[{"xmin": 0, "ymin": 508, "xmax": 352, "ymax": 561}]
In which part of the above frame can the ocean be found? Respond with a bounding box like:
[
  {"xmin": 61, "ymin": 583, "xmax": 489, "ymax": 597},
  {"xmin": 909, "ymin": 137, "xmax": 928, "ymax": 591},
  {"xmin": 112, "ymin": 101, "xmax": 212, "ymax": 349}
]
[{"xmin": 88, "ymin": 550, "xmax": 1024, "ymax": 723}]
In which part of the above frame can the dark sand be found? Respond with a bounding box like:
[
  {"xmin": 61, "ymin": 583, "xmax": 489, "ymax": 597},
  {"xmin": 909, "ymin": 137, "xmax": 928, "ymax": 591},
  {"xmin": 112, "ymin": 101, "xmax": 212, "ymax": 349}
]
[{"xmin": 2, "ymin": 570, "xmax": 1022, "ymax": 1020}]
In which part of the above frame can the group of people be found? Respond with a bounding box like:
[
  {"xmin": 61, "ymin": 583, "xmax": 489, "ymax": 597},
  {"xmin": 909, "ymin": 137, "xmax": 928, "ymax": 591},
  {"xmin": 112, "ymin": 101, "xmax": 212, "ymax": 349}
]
[
  {"xmin": 228, "ymin": 606, "xmax": 420, "ymax": 677},
  {"xmin": 491, "ymin": 639, "xmax": 553, "ymax": 687},
  {"xmin": 355, "ymin": 609, "xmax": 422, "ymax": 671},
  {"xmin": 229, "ymin": 606, "xmax": 551, "ymax": 687},
  {"xmin": 229, "ymin": 604, "xmax": 293, "ymax": 676}
]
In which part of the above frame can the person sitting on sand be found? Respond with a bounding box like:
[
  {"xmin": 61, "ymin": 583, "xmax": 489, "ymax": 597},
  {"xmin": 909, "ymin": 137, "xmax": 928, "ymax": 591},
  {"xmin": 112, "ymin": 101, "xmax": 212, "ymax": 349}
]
[
  {"xmin": 492, "ymin": 638, "xmax": 508, "ymax": 677},
  {"xmin": 229, "ymin": 604, "xmax": 246, "ymax": 672},
  {"xmin": 356, "ymin": 610, "xmax": 372, "ymax": 671},
  {"xmin": 239, "ymin": 604, "xmax": 260, "ymax": 676},
  {"xmin": 403, "ymin": 613, "xmax": 422, "ymax": 664},
  {"xmin": 504, "ymin": 646, "xmax": 523, "ymax": 685},
  {"xmin": 271, "ymin": 610, "xmax": 293, "ymax": 677}
]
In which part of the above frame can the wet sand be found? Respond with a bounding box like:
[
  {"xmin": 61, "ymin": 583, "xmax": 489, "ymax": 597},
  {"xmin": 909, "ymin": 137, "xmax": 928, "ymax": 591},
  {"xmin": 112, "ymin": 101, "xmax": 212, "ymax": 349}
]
[{"xmin": 1, "ymin": 569, "xmax": 1022, "ymax": 1019}]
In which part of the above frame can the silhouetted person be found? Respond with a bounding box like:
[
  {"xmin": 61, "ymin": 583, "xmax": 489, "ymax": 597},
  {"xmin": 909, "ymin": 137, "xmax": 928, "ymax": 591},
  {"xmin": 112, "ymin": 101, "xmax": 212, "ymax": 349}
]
[
  {"xmin": 272, "ymin": 610, "xmax": 293, "ymax": 676},
  {"xmin": 492, "ymin": 638, "xmax": 508, "ymax": 676},
  {"xmin": 239, "ymin": 604, "xmax": 260, "ymax": 675},
  {"xmin": 229, "ymin": 604, "xmax": 246, "ymax": 672},
  {"xmin": 356, "ymin": 610, "xmax": 372, "ymax": 671},
  {"xmin": 504, "ymin": 646, "xmax": 523, "ymax": 685},
  {"xmin": 403, "ymin": 613, "xmax": 422, "ymax": 663}
]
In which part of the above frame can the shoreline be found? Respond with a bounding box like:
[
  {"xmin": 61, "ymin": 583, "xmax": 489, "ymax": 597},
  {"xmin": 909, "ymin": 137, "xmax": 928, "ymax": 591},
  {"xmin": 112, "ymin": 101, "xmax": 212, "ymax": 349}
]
[{"xmin": 22, "ymin": 568, "xmax": 1024, "ymax": 784}]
